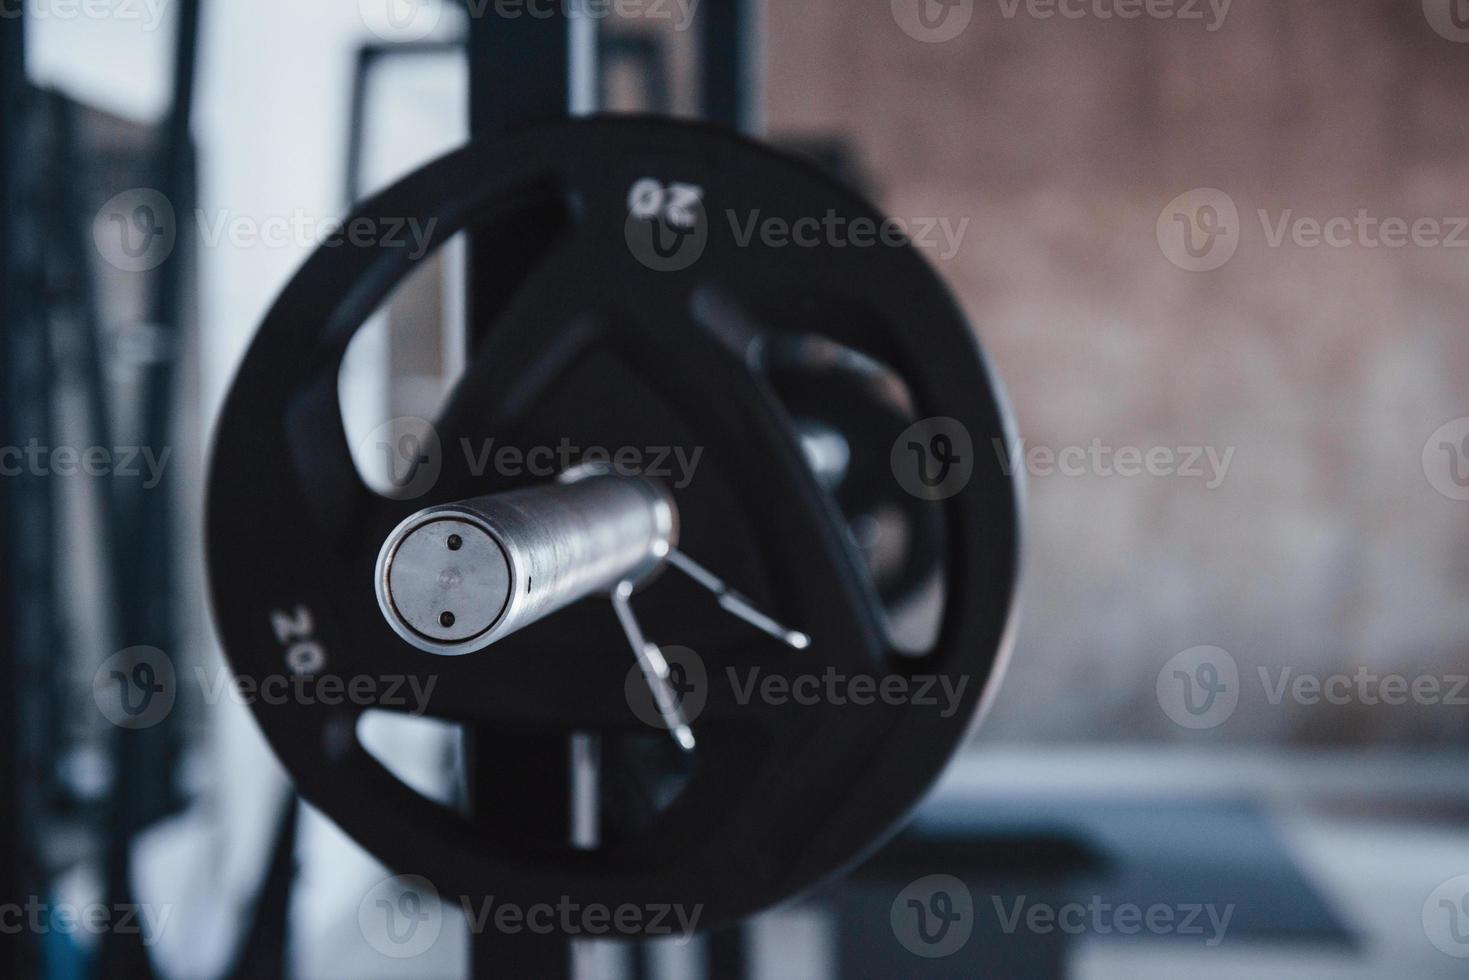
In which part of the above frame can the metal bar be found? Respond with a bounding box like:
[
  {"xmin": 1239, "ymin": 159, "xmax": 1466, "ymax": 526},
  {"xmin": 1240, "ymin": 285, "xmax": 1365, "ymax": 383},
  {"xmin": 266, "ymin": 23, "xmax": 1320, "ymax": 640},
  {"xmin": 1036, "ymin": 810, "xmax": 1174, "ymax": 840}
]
[
  {"xmin": 568, "ymin": 0, "xmax": 599, "ymax": 116},
  {"xmin": 101, "ymin": 1, "xmax": 201, "ymax": 975},
  {"xmin": 610, "ymin": 584, "xmax": 696, "ymax": 752},
  {"xmin": 51, "ymin": 93, "xmax": 132, "ymax": 736},
  {"xmin": 467, "ymin": 5, "xmax": 571, "ymax": 138},
  {"xmin": 466, "ymin": 4, "xmax": 578, "ymax": 351},
  {"xmin": 464, "ymin": 731, "xmax": 576, "ymax": 980},
  {"xmin": 568, "ymin": 734, "xmax": 605, "ymax": 980},
  {"xmin": 569, "ymin": 733, "xmax": 601, "ymax": 850},
  {"xmin": 701, "ymin": 0, "xmax": 757, "ymax": 133},
  {"xmin": 344, "ymin": 44, "xmax": 379, "ymax": 206},
  {"xmin": 667, "ymin": 550, "xmax": 810, "ymax": 650},
  {"xmin": 223, "ymin": 802, "xmax": 297, "ymax": 980},
  {"xmin": 464, "ymin": 10, "xmax": 585, "ymax": 979},
  {"xmin": 0, "ymin": 10, "xmax": 35, "ymax": 976},
  {"xmin": 706, "ymin": 926, "xmax": 748, "ymax": 980},
  {"xmin": 344, "ymin": 41, "xmax": 467, "ymax": 205},
  {"xmin": 375, "ymin": 475, "xmax": 676, "ymax": 655}
]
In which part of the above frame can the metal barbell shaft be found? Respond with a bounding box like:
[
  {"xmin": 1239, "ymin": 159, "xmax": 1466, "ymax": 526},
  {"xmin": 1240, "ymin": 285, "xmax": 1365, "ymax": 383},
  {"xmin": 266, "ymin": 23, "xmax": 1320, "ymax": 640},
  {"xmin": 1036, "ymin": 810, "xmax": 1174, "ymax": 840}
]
[
  {"xmin": 375, "ymin": 473, "xmax": 678, "ymax": 656},
  {"xmin": 376, "ymin": 468, "xmax": 810, "ymax": 674}
]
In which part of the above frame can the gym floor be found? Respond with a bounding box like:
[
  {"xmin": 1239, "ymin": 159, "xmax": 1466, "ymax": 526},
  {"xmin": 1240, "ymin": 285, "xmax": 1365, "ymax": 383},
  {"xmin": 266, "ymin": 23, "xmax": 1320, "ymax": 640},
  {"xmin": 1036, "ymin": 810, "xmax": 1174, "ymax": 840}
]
[{"xmin": 980, "ymin": 749, "xmax": 1469, "ymax": 980}]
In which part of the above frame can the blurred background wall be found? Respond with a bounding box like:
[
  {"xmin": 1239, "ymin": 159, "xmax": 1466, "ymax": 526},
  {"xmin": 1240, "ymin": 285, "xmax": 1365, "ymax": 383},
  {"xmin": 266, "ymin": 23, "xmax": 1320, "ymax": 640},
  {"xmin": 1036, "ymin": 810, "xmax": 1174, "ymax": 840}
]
[
  {"xmin": 28, "ymin": 0, "xmax": 1469, "ymax": 751},
  {"xmin": 764, "ymin": 0, "xmax": 1469, "ymax": 746}
]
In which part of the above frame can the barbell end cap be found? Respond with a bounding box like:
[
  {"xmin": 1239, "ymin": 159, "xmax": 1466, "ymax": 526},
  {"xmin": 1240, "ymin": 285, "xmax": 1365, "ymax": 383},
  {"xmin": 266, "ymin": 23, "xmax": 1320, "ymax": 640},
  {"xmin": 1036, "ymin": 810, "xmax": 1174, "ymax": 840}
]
[{"xmin": 375, "ymin": 512, "xmax": 513, "ymax": 656}]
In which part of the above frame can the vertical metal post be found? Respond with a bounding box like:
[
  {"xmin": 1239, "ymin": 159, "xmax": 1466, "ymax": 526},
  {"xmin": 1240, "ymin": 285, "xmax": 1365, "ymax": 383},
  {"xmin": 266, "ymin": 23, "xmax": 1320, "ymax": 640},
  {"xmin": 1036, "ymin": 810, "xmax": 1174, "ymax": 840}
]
[
  {"xmin": 707, "ymin": 928, "xmax": 749, "ymax": 980},
  {"xmin": 0, "ymin": 9, "xmax": 34, "ymax": 978},
  {"xmin": 100, "ymin": 1, "xmax": 201, "ymax": 976},
  {"xmin": 465, "ymin": 2, "xmax": 596, "ymax": 349},
  {"xmin": 702, "ymin": 0, "xmax": 757, "ymax": 134},
  {"xmin": 464, "ymin": 6, "xmax": 596, "ymax": 979}
]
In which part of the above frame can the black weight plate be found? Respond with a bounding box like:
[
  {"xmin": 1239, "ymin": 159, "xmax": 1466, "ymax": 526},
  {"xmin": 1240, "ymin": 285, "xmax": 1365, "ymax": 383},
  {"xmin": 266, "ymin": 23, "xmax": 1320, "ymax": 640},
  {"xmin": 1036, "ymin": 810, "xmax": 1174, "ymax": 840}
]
[{"xmin": 206, "ymin": 117, "xmax": 1021, "ymax": 934}]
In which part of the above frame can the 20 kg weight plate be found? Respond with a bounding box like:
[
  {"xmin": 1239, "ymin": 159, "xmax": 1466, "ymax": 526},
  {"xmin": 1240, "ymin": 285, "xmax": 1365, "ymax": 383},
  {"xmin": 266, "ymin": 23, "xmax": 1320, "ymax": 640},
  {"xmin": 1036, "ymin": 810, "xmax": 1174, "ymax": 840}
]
[{"xmin": 206, "ymin": 117, "xmax": 1021, "ymax": 934}]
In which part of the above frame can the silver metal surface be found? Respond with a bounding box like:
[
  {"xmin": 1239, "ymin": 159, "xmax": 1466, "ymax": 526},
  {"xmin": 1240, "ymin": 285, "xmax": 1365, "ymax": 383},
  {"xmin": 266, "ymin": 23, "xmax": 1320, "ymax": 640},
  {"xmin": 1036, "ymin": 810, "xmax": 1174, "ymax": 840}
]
[
  {"xmin": 611, "ymin": 582, "xmax": 697, "ymax": 751},
  {"xmin": 382, "ymin": 517, "xmax": 511, "ymax": 646},
  {"xmin": 375, "ymin": 474, "xmax": 678, "ymax": 656},
  {"xmin": 569, "ymin": 732, "xmax": 600, "ymax": 848},
  {"xmin": 797, "ymin": 419, "xmax": 851, "ymax": 491},
  {"xmin": 667, "ymin": 550, "xmax": 811, "ymax": 651}
]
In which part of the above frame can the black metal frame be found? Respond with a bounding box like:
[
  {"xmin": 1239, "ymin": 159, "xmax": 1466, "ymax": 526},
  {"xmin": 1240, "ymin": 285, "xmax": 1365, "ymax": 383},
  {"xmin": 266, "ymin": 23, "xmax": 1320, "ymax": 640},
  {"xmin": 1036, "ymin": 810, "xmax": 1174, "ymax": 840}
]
[
  {"xmin": 0, "ymin": 9, "xmax": 32, "ymax": 976},
  {"xmin": 0, "ymin": 1, "xmax": 201, "ymax": 975},
  {"xmin": 97, "ymin": 3, "xmax": 201, "ymax": 977},
  {"xmin": 701, "ymin": 0, "xmax": 755, "ymax": 131},
  {"xmin": 344, "ymin": 40, "xmax": 466, "ymax": 205},
  {"xmin": 343, "ymin": 31, "xmax": 677, "ymax": 206},
  {"xmin": 464, "ymin": 12, "xmax": 578, "ymax": 978},
  {"xmin": 458, "ymin": 4, "xmax": 751, "ymax": 977}
]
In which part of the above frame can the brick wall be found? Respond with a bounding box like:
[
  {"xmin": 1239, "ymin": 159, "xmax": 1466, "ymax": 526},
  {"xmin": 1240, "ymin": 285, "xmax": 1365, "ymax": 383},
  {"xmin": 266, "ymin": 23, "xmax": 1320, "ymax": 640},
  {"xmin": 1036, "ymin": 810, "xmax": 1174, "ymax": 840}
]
[{"xmin": 765, "ymin": 0, "xmax": 1469, "ymax": 743}]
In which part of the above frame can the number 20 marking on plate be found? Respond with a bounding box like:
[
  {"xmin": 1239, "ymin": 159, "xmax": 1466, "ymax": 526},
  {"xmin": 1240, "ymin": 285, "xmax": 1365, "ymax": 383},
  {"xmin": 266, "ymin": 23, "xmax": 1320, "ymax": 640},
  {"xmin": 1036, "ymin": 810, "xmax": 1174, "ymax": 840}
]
[
  {"xmin": 271, "ymin": 605, "xmax": 327, "ymax": 676},
  {"xmin": 628, "ymin": 178, "xmax": 704, "ymax": 230}
]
